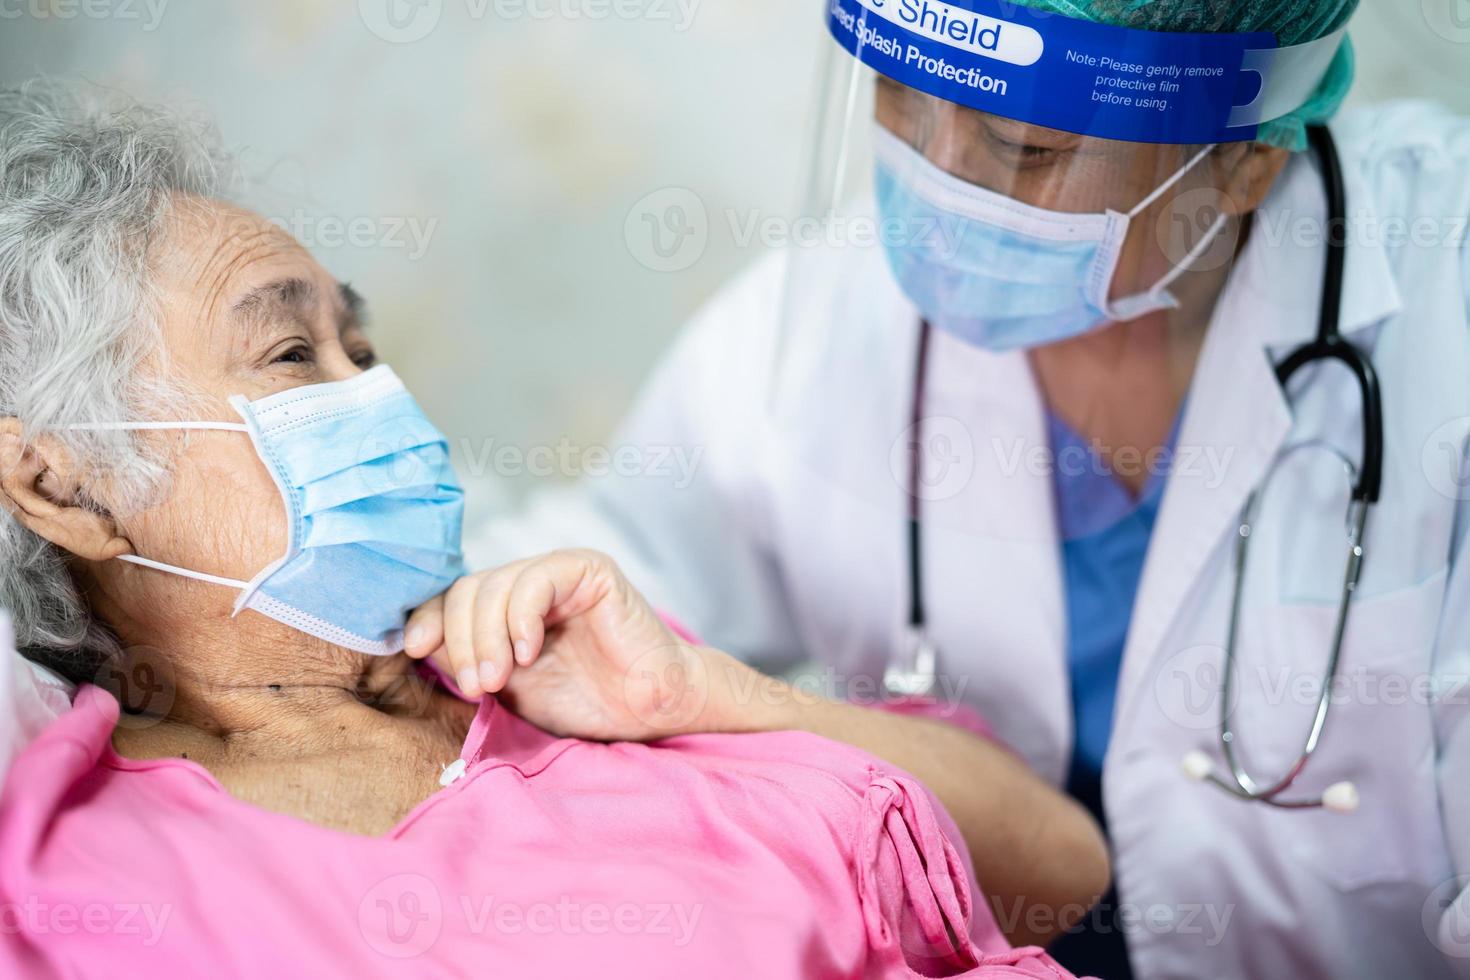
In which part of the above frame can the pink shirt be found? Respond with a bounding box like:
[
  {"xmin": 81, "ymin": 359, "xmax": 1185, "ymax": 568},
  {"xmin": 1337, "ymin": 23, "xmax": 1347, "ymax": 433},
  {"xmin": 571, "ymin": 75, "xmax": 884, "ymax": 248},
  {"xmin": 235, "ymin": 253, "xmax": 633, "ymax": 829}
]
[{"xmin": 0, "ymin": 684, "xmax": 1080, "ymax": 979}]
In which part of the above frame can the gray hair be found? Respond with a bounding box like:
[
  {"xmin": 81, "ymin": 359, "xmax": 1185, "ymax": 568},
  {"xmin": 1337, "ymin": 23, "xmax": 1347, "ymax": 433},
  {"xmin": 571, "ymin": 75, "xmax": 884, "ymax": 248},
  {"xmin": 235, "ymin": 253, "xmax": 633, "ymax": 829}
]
[{"xmin": 0, "ymin": 79, "xmax": 235, "ymax": 682}]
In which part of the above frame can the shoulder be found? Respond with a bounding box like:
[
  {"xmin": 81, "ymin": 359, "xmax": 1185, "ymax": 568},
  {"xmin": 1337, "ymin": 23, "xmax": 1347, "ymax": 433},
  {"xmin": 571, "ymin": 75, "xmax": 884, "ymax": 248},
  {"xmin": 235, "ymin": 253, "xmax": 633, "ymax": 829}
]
[
  {"xmin": 668, "ymin": 250, "xmax": 789, "ymax": 395},
  {"xmin": 1334, "ymin": 101, "xmax": 1470, "ymax": 216}
]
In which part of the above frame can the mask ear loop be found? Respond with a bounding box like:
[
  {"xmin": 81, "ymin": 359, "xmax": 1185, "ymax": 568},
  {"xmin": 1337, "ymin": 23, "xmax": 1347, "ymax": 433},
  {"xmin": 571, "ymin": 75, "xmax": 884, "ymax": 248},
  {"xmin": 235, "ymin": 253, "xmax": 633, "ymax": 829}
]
[
  {"xmin": 1125, "ymin": 143, "xmax": 1219, "ymax": 222},
  {"xmin": 1101, "ymin": 143, "xmax": 1227, "ymax": 321},
  {"xmin": 115, "ymin": 554, "xmax": 250, "ymax": 590},
  {"xmin": 62, "ymin": 419, "xmax": 254, "ymax": 591}
]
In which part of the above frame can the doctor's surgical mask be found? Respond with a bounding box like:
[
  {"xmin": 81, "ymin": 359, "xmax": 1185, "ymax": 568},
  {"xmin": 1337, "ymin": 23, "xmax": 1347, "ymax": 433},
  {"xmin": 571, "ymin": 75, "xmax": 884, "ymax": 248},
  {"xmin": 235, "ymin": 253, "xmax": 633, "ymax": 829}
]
[
  {"xmin": 872, "ymin": 124, "xmax": 1228, "ymax": 352},
  {"xmin": 68, "ymin": 366, "xmax": 467, "ymax": 654}
]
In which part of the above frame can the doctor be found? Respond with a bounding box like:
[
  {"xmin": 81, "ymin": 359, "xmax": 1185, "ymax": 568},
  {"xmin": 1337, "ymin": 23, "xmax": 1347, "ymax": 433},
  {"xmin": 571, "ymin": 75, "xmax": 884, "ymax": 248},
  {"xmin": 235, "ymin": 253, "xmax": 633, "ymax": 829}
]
[{"xmin": 417, "ymin": 0, "xmax": 1470, "ymax": 975}]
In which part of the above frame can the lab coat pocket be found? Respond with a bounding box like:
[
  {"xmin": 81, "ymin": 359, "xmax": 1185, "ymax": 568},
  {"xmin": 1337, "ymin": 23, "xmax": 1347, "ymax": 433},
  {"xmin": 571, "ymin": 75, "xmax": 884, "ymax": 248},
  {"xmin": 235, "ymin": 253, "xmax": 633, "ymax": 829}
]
[{"xmin": 1242, "ymin": 569, "xmax": 1449, "ymax": 891}]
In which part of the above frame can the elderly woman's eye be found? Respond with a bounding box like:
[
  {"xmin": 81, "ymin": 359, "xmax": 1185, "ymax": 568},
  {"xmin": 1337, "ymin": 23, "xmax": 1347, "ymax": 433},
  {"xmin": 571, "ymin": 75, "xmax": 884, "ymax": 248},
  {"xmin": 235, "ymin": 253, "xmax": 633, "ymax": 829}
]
[
  {"xmin": 273, "ymin": 345, "xmax": 314, "ymax": 365},
  {"xmin": 351, "ymin": 349, "xmax": 378, "ymax": 369}
]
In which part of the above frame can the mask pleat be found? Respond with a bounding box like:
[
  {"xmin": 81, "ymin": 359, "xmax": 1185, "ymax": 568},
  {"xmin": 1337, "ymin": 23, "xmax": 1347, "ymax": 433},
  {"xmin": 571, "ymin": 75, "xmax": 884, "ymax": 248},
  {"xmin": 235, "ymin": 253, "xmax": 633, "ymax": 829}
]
[{"xmin": 237, "ymin": 369, "xmax": 467, "ymax": 653}]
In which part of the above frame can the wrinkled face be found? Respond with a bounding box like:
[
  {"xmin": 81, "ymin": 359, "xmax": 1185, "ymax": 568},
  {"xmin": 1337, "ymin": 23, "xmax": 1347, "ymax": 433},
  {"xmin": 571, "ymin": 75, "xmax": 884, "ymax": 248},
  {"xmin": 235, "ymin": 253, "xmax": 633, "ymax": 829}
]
[{"xmin": 101, "ymin": 196, "xmax": 378, "ymax": 633}]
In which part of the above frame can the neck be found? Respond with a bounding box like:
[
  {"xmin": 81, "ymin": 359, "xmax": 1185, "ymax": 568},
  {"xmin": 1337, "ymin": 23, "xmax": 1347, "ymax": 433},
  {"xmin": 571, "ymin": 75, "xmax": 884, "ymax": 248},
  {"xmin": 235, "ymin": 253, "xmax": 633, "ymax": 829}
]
[
  {"xmin": 1027, "ymin": 216, "xmax": 1246, "ymax": 492},
  {"xmin": 95, "ymin": 592, "xmax": 435, "ymax": 754}
]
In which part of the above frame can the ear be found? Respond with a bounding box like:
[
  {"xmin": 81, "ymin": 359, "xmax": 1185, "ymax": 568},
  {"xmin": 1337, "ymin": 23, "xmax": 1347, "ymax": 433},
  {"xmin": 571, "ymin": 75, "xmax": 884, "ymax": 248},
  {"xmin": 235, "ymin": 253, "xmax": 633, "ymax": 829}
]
[
  {"xmin": 1213, "ymin": 141, "xmax": 1292, "ymax": 217},
  {"xmin": 0, "ymin": 418, "xmax": 133, "ymax": 562}
]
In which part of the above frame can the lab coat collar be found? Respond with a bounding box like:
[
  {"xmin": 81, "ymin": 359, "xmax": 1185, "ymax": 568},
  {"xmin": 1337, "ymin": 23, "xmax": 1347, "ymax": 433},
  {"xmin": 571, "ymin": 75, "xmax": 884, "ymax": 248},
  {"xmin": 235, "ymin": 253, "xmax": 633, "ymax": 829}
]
[
  {"xmin": 1238, "ymin": 138, "xmax": 1403, "ymax": 349},
  {"xmin": 1112, "ymin": 246, "xmax": 1296, "ymax": 738},
  {"xmin": 1108, "ymin": 142, "xmax": 1401, "ymax": 742}
]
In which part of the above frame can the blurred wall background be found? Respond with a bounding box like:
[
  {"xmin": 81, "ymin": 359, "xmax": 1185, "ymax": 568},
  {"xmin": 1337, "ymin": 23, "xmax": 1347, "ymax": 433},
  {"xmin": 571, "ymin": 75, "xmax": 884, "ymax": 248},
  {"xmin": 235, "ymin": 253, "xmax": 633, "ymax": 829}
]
[{"xmin": 0, "ymin": 0, "xmax": 1467, "ymax": 515}]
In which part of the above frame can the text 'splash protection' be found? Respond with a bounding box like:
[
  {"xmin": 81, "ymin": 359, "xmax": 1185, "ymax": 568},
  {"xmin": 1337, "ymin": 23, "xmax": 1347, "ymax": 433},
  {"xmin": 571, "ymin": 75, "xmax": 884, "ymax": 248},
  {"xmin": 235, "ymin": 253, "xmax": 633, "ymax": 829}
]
[{"xmin": 828, "ymin": 0, "xmax": 1346, "ymax": 144}]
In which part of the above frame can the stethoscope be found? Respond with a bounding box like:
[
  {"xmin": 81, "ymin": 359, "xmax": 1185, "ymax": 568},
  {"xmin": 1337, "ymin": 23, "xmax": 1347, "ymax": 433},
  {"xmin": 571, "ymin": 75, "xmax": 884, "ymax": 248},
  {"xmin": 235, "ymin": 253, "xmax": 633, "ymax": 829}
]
[{"xmin": 886, "ymin": 125, "xmax": 1382, "ymax": 814}]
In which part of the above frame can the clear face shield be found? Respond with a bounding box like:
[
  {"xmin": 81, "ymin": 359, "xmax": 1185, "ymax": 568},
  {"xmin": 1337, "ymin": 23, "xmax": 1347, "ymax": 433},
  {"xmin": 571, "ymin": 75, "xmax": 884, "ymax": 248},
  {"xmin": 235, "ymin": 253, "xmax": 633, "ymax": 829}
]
[
  {"xmin": 776, "ymin": 0, "xmax": 1346, "ymax": 696},
  {"xmin": 772, "ymin": 0, "xmax": 1348, "ymax": 513}
]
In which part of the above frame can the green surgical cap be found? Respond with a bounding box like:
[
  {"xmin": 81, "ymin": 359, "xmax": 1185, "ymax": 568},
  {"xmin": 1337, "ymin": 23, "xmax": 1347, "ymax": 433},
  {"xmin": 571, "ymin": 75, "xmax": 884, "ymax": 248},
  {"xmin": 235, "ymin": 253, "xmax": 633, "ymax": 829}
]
[{"xmin": 1008, "ymin": 0, "xmax": 1361, "ymax": 150}]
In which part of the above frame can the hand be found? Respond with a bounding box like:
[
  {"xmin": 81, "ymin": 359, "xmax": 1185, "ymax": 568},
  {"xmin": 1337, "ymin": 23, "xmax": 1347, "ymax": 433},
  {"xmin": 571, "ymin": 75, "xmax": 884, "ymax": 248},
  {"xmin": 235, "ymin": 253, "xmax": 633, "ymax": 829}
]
[{"xmin": 404, "ymin": 549, "xmax": 723, "ymax": 741}]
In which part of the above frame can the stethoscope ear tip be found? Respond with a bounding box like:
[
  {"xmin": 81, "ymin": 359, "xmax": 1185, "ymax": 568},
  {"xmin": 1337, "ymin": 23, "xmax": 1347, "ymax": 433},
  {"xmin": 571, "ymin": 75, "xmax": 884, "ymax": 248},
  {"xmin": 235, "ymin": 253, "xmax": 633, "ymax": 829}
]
[
  {"xmin": 1322, "ymin": 781, "xmax": 1360, "ymax": 814},
  {"xmin": 1180, "ymin": 751, "xmax": 1214, "ymax": 782}
]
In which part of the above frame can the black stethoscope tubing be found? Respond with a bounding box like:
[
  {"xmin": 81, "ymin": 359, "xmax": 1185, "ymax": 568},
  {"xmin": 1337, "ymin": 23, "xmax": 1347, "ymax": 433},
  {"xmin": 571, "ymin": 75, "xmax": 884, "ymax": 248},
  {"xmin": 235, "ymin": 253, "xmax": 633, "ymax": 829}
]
[{"xmin": 901, "ymin": 126, "xmax": 1384, "ymax": 735}]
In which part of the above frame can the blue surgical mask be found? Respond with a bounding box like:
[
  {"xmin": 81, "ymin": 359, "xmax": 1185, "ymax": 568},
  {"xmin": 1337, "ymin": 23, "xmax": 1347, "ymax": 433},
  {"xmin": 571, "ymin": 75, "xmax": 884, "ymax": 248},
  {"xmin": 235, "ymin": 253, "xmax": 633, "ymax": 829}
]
[
  {"xmin": 872, "ymin": 126, "xmax": 1226, "ymax": 352},
  {"xmin": 70, "ymin": 366, "xmax": 466, "ymax": 654}
]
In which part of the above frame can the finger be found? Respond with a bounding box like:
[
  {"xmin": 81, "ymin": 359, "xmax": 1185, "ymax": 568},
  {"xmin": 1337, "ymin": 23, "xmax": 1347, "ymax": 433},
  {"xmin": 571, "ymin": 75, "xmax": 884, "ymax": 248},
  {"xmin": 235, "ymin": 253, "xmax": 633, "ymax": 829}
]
[
  {"xmin": 471, "ymin": 572, "xmax": 518, "ymax": 694},
  {"xmin": 424, "ymin": 643, "xmax": 456, "ymax": 687},
  {"xmin": 506, "ymin": 561, "xmax": 570, "ymax": 667},
  {"xmin": 442, "ymin": 576, "xmax": 484, "ymax": 697},
  {"xmin": 404, "ymin": 594, "xmax": 445, "ymax": 659}
]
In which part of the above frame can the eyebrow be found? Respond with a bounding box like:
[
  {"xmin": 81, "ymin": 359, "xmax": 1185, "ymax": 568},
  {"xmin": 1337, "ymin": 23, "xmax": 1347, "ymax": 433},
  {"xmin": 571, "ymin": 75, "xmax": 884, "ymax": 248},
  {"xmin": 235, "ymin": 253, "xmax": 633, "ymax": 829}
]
[{"xmin": 230, "ymin": 278, "xmax": 367, "ymax": 335}]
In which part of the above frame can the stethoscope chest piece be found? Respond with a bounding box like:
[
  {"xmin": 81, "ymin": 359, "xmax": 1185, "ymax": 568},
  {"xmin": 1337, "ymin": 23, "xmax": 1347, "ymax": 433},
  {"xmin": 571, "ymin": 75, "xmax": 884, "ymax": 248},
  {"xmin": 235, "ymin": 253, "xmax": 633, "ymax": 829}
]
[
  {"xmin": 883, "ymin": 625, "xmax": 938, "ymax": 698},
  {"xmin": 1179, "ymin": 124, "xmax": 1380, "ymax": 815}
]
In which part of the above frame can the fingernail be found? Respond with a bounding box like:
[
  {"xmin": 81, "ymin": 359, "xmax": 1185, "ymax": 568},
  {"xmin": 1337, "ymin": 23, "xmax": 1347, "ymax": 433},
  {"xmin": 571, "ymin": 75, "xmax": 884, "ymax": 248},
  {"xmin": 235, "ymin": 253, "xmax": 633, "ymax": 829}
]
[
  {"xmin": 478, "ymin": 660, "xmax": 499, "ymax": 689},
  {"xmin": 514, "ymin": 640, "xmax": 530, "ymax": 665},
  {"xmin": 405, "ymin": 625, "xmax": 424, "ymax": 650},
  {"xmin": 456, "ymin": 667, "xmax": 478, "ymax": 695}
]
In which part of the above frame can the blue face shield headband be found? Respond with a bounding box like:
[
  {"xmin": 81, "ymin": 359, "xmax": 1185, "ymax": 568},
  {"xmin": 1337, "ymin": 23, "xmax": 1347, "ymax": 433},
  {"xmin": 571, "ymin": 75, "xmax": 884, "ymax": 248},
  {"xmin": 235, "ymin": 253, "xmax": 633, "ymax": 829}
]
[
  {"xmin": 69, "ymin": 366, "xmax": 467, "ymax": 655},
  {"xmin": 828, "ymin": 0, "xmax": 1349, "ymax": 146},
  {"xmin": 824, "ymin": 0, "xmax": 1350, "ymax": 350}
]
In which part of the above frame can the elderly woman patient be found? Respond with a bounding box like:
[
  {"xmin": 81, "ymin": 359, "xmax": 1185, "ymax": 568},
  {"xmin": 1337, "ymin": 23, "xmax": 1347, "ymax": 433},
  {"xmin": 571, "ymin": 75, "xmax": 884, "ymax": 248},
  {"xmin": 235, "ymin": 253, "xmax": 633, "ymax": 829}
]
[{"xmin": 0, "ymin": 81, "xmax": 1105, "ymax": 979}]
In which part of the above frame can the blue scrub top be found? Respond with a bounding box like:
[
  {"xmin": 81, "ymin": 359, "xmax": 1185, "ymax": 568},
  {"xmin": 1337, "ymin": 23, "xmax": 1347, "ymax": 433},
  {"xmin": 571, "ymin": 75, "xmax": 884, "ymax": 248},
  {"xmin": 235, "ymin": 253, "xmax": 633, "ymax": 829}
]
[
  {"xmin": 1044, "ymin": 412, "xmax": 1178, "ymax": 980},
  {"xmin": 1047, "ymin": 412, "xmax": 1179, "ymax": 785}
]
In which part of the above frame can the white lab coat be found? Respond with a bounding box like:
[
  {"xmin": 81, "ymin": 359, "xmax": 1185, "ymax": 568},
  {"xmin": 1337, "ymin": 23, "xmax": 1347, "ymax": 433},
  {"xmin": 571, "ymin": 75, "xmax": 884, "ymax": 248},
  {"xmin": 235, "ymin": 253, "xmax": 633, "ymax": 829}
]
[{"xmin": 468, "ymin": 101, "xmax": 1470, "ymax": 978}]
